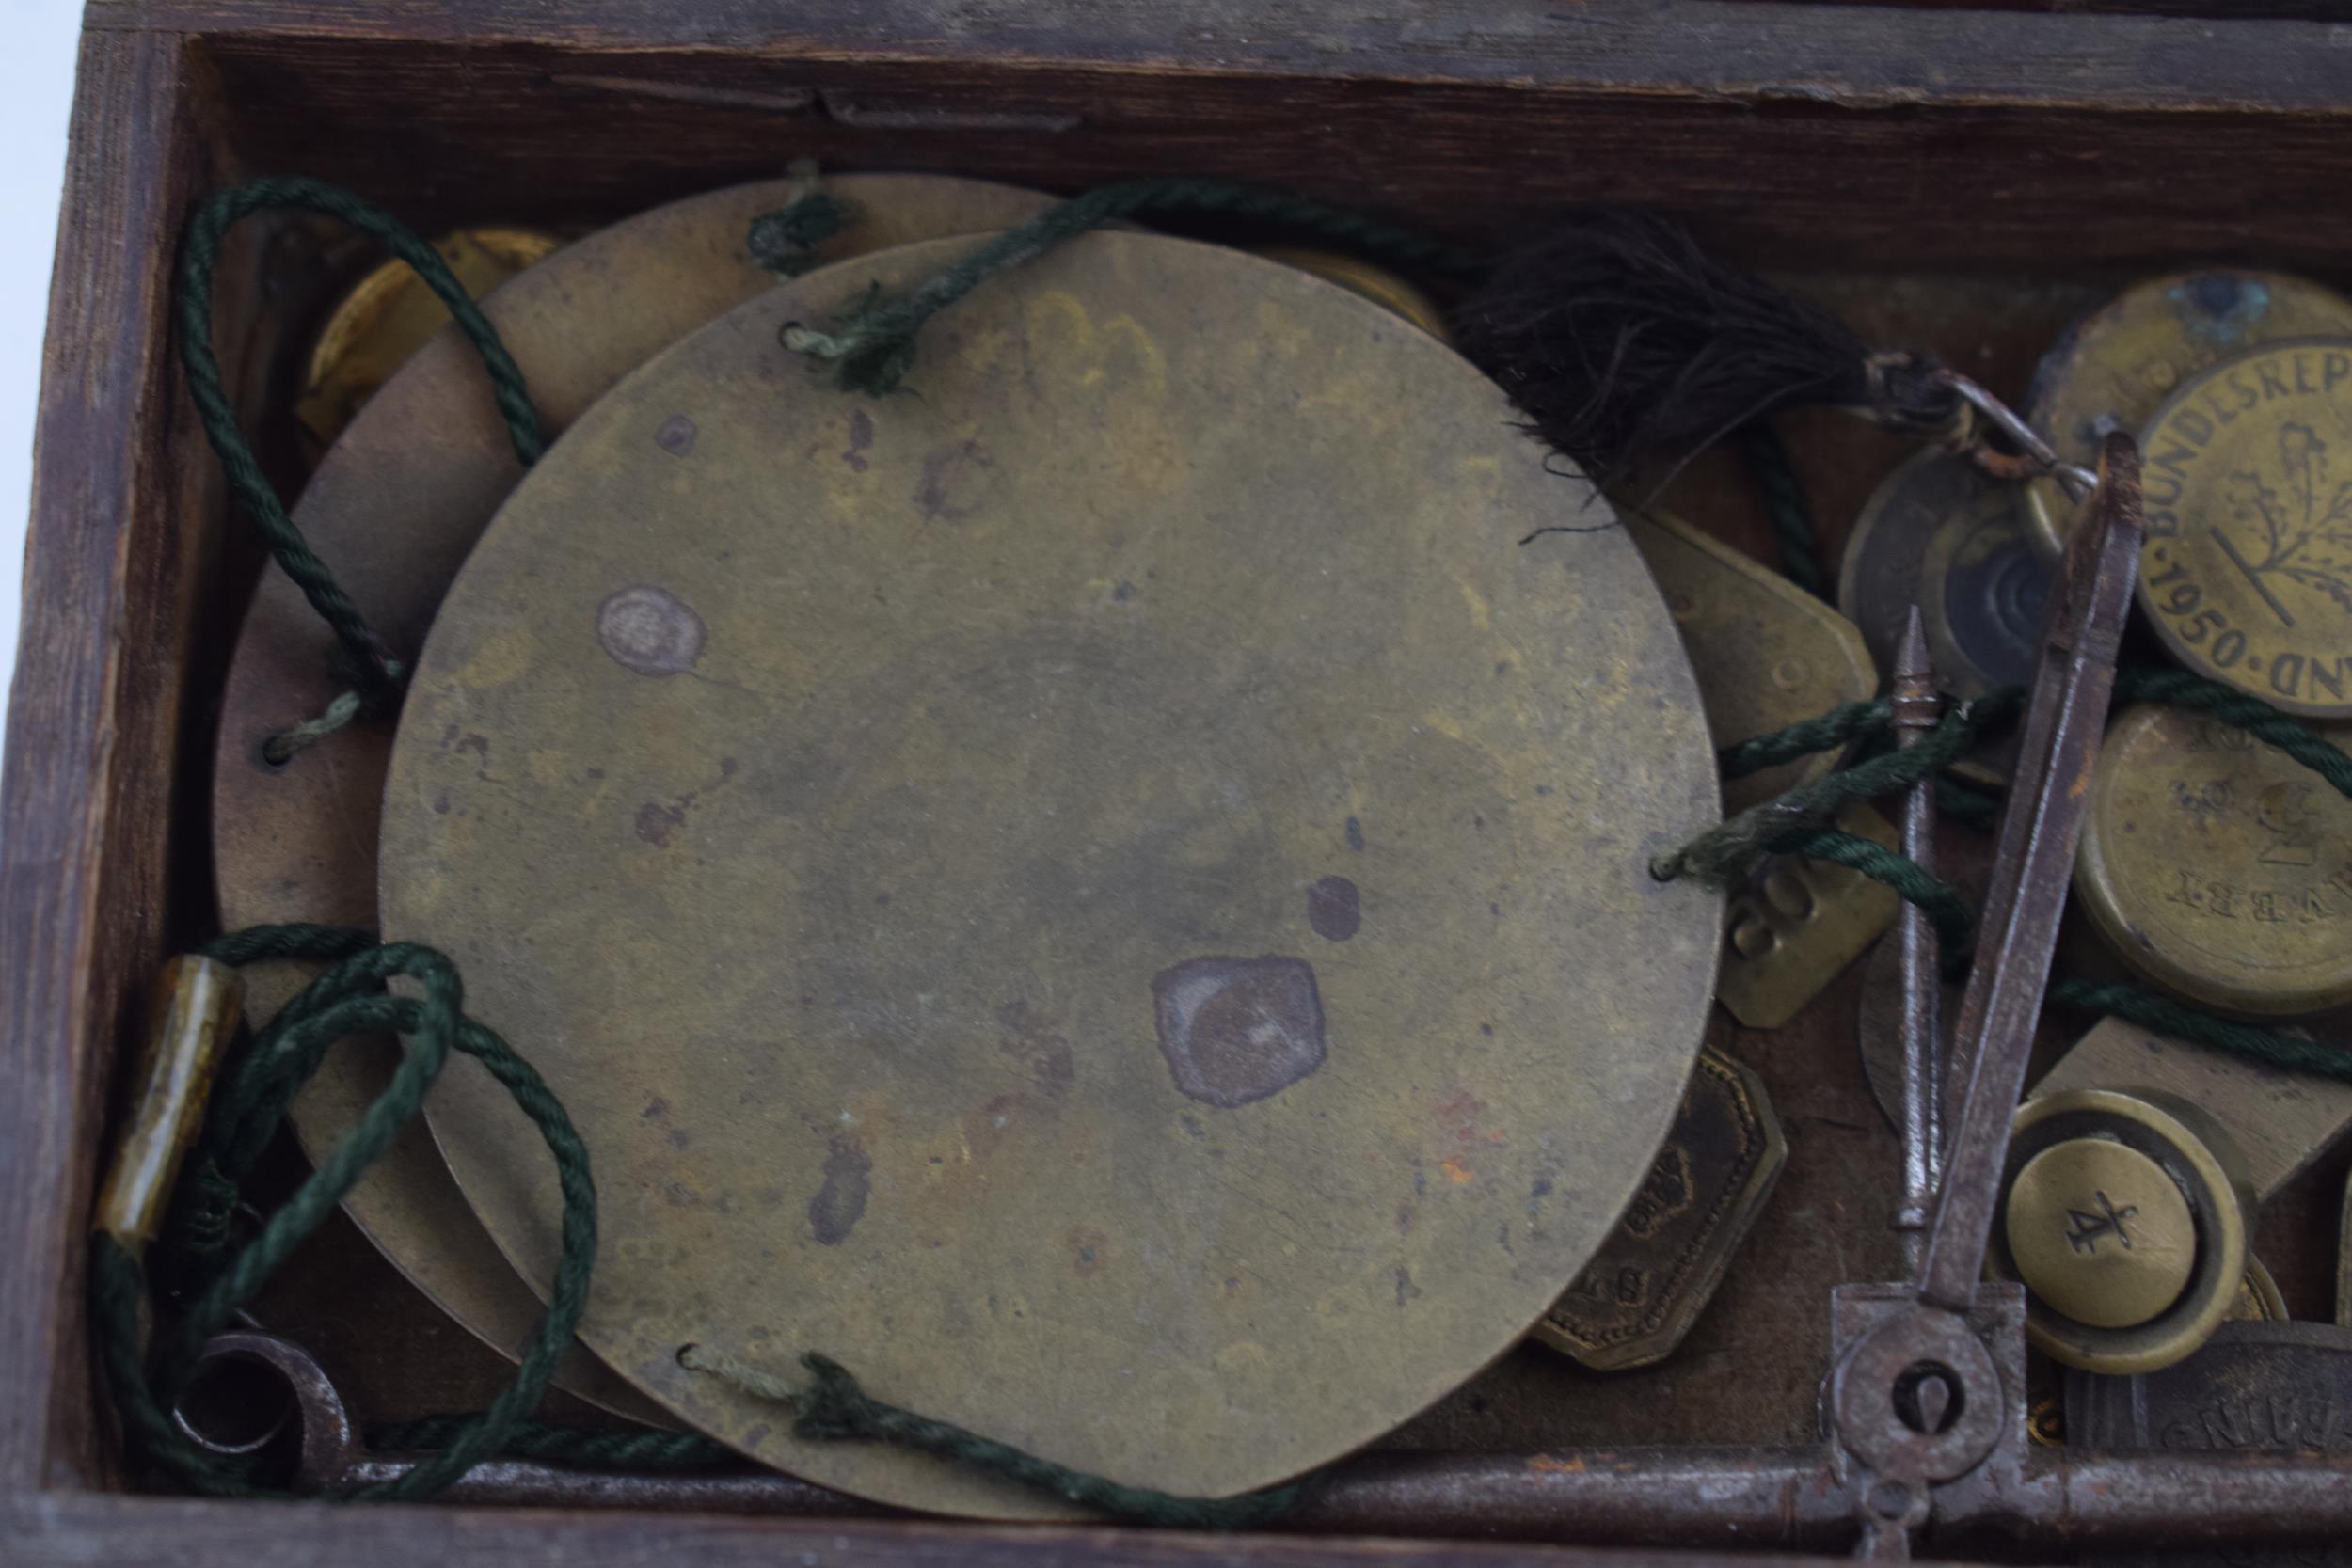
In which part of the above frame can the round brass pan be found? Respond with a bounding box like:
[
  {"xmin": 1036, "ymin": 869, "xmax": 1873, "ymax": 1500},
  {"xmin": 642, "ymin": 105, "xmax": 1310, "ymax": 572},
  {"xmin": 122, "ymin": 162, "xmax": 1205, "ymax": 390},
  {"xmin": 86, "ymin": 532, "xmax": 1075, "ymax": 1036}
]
[
  {"xmin": 213, "ymin": 177, "xmax": 1071, "ymax": 1418},
  {"xmin": 379, "ymin": 231, "xmax": 1724, "ymax": 1514}
]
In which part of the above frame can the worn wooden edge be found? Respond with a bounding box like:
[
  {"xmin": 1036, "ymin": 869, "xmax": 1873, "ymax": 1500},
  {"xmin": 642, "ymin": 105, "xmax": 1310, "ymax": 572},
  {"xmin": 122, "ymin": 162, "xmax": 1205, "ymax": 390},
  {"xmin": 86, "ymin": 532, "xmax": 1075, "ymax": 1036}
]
[
  {"xmin": 0, "ymin": 1490, "xmax": 1877, "ymax": 1568},
  {"xmin": 0, "ymin": 24, "xmax": 236, "ymax": 1494},
  {"xmin": 78, "ymin": 0, "xmax": 2352, "ymax": 116}
]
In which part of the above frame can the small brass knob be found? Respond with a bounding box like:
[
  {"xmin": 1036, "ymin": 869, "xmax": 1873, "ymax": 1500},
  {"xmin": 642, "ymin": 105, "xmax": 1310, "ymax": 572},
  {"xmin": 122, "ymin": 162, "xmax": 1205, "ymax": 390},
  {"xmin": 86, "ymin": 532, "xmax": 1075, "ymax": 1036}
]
[{"xmin": 2004, "ymin": 1139, "xmax": 2197, "ymax": 1329}]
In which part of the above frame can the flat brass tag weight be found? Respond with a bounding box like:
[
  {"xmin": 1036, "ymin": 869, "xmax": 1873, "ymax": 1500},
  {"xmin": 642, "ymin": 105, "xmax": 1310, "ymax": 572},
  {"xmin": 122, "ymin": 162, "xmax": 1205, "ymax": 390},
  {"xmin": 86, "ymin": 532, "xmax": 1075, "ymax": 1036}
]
[
  {"xmin": 1628, "ymin": 508, "xmax": 1875, "ymax": 816},
  {"xmin": 1534, "ymin": 1047, "xmax": 1787, "ymax": 1371},
  {"xmin": 380, "ymin": 231, "xmax": 1723, "ymax": 1515},
  {"xmin": 1716, "ymin": 802, "xmax": 1900, "ymax": 1031},
  {"xmin": 2025, "ymin": 272, "xmax": 2352, "ymax": 560},
  {"xmin": 213, "ymin": 175, "xmax": 1077, "ymax": 1420}
]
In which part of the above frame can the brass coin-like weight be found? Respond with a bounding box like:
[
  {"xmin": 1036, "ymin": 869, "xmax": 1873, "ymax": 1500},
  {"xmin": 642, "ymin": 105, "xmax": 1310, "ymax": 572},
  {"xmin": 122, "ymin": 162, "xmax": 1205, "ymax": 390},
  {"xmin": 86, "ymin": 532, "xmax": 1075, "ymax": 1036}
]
[
  {"xmin": 2137, "ymin": 339, "xmax": 2352, "ymax": 717},
  {"xmin": 1628, "ymin": 508, "xmax": 1874, "ymax": 816},
  {"xmin": 381, "ymin": 233, "xmax": 1722, "ymax": 1514},
  {"xmin": 1990, "ymin": 1089, "xmax": 2248, "ymax": 1375},
  {"xmin": 1840, "ymin": 451, "xmax": 2047, "ymax": 787},
  {"xmin": 1533, "ymin": 1048, "xmax": 1786, "ymax": 1371},
  {"xmin": 1843, "ymin": 451, "xmax": 2044, "ymax": 700},
  {"xmin": 1257, "ymin": 248, "xmax": 1453, "ymax": 344},
  {"xmin": 2074, "ymin": 703, "xmax": 2352, "ymax": 1017},
  {"xmin": 296, "ymin": 228, "xmax": 562, "ymax": 451},
  {"xmin": 1716, "ymin": 802, "xmax": 1900, "ymax": 1031},
  {"xmin": 213, "ymin": 176, "xmax": 1073, "ymax": 1418},
  {"xmin": 2024, "ymin": 272, "xmax": 2352, "ymax": 559},
  {"xmin": 2005, "ymin": 1139, "xmax": 2197, "ymax": 1330}
]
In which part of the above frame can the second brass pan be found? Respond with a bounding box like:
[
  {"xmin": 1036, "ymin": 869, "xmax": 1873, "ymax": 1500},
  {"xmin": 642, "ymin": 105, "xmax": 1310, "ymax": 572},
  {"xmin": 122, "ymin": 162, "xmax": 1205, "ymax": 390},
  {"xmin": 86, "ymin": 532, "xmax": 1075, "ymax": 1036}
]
[
  {"xmin": 381, "ymin": 232, "xmax": 1724, "ymax": 1514},
  {"xmin": 213, "ymin": 176, "xmax": 1070, "ymax": 1415}
]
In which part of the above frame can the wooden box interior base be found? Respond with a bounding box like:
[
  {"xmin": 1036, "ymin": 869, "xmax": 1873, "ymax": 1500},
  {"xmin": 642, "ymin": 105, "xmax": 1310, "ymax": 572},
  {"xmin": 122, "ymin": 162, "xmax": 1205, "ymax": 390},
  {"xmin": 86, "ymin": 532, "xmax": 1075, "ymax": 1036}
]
[{"xmin": 10, "ymin": 4, "xmax": 2352, "ymax": 1560}]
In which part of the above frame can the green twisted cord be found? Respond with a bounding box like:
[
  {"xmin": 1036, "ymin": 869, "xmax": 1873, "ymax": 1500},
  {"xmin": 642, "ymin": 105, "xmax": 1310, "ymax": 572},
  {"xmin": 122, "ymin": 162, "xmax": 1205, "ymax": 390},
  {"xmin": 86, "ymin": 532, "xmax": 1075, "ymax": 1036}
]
[
  {"xmin": 178, "ymin": 179, "xmax": 547, "ymax": 697},
  {"xmin": 1737, "ymin": 422, "xmax": 1824, "ymax": 598},
  {"xmin": 782, "ymin": 178, "xmax": 1484, "ymax": 395},
  {"xmin": 95, "ymin": 928, "xmax": 598, "ymax": 1502},
  {"xmin": 368, "ymin": 1414, "xmax": 738, "ymax": 1472}
]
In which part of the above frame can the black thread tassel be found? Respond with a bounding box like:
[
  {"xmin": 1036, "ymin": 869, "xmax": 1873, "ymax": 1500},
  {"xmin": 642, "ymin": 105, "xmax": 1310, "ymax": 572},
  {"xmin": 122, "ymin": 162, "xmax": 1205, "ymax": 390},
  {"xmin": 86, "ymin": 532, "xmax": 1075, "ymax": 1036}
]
[{"xmin": 1453, "ymin": 207, "xmax": 1965, "ymax": 484}]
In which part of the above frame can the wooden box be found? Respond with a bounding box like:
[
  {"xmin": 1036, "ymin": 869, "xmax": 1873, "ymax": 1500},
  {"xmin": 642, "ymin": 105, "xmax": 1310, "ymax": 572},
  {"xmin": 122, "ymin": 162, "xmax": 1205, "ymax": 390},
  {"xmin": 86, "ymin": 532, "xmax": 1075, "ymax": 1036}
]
[{"xmin": 8, "ymin": 3, "xmax": 2352, "ymax": 1561}]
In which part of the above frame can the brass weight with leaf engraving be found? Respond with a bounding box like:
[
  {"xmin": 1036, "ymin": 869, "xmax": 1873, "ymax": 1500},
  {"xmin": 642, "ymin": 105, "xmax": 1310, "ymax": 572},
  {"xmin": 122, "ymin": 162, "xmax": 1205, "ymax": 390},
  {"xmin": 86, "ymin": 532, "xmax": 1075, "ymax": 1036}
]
[{"xmin": 377, "ymin": 232, "xmax": 1724, "ymax": 1515}]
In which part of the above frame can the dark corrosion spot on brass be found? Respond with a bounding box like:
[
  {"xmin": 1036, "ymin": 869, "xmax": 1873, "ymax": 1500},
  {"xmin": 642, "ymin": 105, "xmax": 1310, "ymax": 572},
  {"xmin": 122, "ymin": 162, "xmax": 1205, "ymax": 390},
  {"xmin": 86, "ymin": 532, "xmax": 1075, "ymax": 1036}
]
[
  {"xmin": 1068, "ymin": 1226, "xmax": 1108, "ymax": 1277},
  {"xmin": 1307, "ymin": 875, "xmax": 1361, "ymax": 942},
  {"xmin": 635, "ymin": 800, "xmax": 687, "ymax": 847},
  {"xmin": 914, "ymin": 437, "xmax": 993, "ymax": 522},
  {"xmin": 1151, "ymin": 956, "xmax": 1327, "ymax": 1109},
  {"xmin": 808, "ymin": 1134, "xmax": 872, "ymax": 1245},
  {"xmin": 597, "ymin": 585, "xmax": 706, "ymax": 676},
  {"xmin": 655, "ymin": 414, "xmax": 697, "ymax": 456}
]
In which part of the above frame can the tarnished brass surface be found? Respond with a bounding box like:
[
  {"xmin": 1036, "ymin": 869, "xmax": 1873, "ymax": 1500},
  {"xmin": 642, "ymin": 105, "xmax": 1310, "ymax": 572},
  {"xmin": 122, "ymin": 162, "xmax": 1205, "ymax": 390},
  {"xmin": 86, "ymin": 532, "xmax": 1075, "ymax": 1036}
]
[
  {"xmin": 95, "ymin": 957, "xmax": 245, "ymax": 1259},
  {"xmin": 2024, "ymin": 272, "xmax": 2352, "ymax": 559},
  {"xmin": 378, "ymin": 232, "xmax": 1722, "ymax": 1514},
  {"xmin": 2074, "ymin": 703, "xmax": 2352, "ymax": 1017},
  {"xmin": 1716, "ymin": 802, "xmax": 1900, "ymax": 1030},
  {"xmin": 1628, "ymin": 508, "xmax": 1874, "ymax": 816},
  {"xmin": 295, "ymin": 228, "xmax": 561, "ymax": 451},
  {"xmin": 2033, "ymin": 1016, "xmax": 2352, "ymax": 1203},
  {"xmin": 2005, "ymin": 1138, "xmax": 2197, "ymax": 1330},
  {"xmin": 2233, "ymin": 1256, "xmax": 2288, "ymax": 1323},
  {"xmin": 1988, "ymin": 1089, "xmax": 2248, "ymax": 1375},
  {"xmin": 1257, "ymin": 248, "xmax": 1452, "ymax": 344},
  {"xmin": 2137, "ymin": 339, "xmax": 2352, "ymax": 717},
  {"xmin": 212, "ymin": 176, "xmax": 1071, "ymax": 1419},
  {"xmin": 1533, "ymin": 1048, "xmax": 1786, "ymax": 1371}
]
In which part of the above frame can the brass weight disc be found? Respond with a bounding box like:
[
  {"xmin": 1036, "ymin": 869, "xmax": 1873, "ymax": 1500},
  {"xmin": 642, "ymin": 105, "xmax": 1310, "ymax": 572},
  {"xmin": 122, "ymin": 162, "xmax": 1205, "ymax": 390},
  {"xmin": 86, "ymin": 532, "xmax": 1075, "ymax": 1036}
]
[
  {"xmin": 381, "ymin": 232, "xmax": 1723, "ymax": 1514},
  {"xmin": 213, "ymin": 176, "xmax": 1070, "ymax": 1416}
]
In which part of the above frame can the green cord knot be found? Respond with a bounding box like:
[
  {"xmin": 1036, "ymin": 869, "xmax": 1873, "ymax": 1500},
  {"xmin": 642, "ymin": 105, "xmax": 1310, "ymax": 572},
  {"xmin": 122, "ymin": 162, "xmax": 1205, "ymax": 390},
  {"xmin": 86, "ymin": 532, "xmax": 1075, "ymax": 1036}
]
[
  {"xmin": 747, "ymin": 166, "xmax": 856, "ymax": 278},
  {"xmin": 780, "ymin": 282, "xmax": 919, "ymax": 397},
  {"xmin": 786, "ymin": 1352, "xmax": 875, "ymax": 1443}
]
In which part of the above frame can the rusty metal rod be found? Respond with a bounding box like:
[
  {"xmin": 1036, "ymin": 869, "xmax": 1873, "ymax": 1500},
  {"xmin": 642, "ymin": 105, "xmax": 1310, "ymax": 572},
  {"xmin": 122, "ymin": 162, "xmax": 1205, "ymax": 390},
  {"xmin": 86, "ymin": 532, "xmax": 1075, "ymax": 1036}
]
[
  {"xmin": 1888, "ymin": 608, "xmax": 1944, "ymax": 1272},
  {"xmin": 1918, "ymin": 432, "xmax": 2142, "ymax": 1311},
  {"xmin": 328, "ymin": 1441, "xmax": 2352, "ymax": 1550}
]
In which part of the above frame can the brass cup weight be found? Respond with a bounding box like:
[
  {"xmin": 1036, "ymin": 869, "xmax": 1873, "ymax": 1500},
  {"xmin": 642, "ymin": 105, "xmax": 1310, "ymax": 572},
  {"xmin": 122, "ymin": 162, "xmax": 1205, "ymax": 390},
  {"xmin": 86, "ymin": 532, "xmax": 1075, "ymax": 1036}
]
[
  {"xmin": 2023, "ymin": 271, "xmax": 2352, "ymax": 561},
  {"xmin": 372, "ymin": 231, "xmax": 1724, "ymax": 1513},
  {"xmin": 1840, "ymin": 451, "xmax": 2052, "ymax": 788},
  {"xmin": 2073, "ymin": 703, "xmax": 2352, "ymax": 1018},
  {"xmin": 214, "ymin": 176, "xmax": 1085, "ymax": 1418}
]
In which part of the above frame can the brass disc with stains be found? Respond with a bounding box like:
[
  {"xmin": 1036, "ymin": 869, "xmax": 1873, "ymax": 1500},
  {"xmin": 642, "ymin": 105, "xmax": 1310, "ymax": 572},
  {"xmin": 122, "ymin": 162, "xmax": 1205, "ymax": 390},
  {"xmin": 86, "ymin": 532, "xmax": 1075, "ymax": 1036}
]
[
  {"xmin": 213, "ymin": 176, "xmax": 1071, "ymax": 1417},
  {"xmin": 380, "ymin": 232, "xmax": 1723, "ymax": 1514}
]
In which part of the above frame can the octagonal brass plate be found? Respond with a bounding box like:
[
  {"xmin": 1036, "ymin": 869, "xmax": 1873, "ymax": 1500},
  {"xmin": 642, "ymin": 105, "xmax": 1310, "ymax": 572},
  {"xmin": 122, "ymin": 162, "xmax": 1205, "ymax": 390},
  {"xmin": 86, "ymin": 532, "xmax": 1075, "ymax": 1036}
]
[
  {"xmin": 213, "ymin": 176, "xmax": 1070, "ymax": 1417},
  {"xmin": 380, "ymin": 232, "xmax": 1723, "ymax": 1514}
]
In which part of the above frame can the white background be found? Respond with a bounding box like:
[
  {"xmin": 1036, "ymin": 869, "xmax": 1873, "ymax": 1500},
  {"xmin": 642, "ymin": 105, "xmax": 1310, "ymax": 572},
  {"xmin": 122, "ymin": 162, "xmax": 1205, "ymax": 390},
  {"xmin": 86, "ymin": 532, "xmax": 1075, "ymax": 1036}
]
[{"xmin": 0, "ymin": 0, "xmax": 88, "ymax": 845}]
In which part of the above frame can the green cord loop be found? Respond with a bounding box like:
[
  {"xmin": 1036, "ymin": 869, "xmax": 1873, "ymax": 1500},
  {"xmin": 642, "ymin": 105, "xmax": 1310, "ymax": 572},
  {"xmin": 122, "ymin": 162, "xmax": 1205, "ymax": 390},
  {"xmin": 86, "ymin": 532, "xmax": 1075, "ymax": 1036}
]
[
  {"xmin": 782, "ymin": 178, "xmax": 1484, "ymax": 396},
  {"xmin": 178, "ymin": 177, "xmax": 546, "ymax": 700},
  {"xmin": 96, "ymin": 927, "xmax": 598, "ymax": 1502}
]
